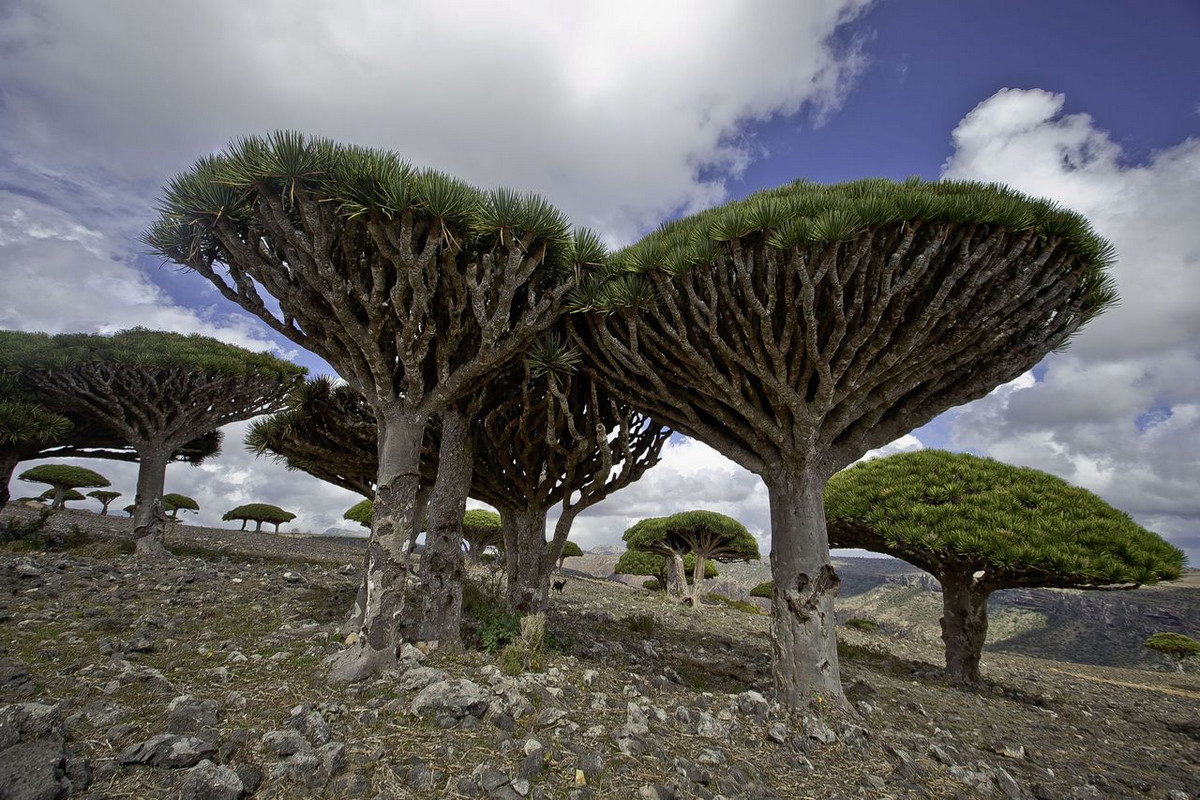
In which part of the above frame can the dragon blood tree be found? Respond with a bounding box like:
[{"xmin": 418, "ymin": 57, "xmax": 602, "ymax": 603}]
[
  {"xmin": 222, "ymin": 503, "xmax": 296, "ymax": 532},
  {"xmin": 147, "ymin": 132, "xmax": 599, "ymax": 676},
  {"xmin": 163, "ymin": 493, "xmax": 200, "ymax": 519},
  {"xmin": 19, "ymin": 464, "xmax": 109, "ymax": 510},
  {"xmin": 87, "ymin": 490, "xmax": 121, "ymax": 515},
  {"xmin": 462, "ymin": 509, "xmax": 502, "ymax": 563},
  {"xmin": 615, "ymin": 547, "xmax": 717, "ymax": 596},
  {"xmin": 468, "ymin": 338, "xmax": 668, "ymax": 612},
  {"xmin": 825, "ymin": 450, "xmax": 1185, "ymax": 685},
  {"xmin": 573, "ymin": 177, "xmax": 1117, "ymax": 708},
  {"xmin": 3, "ymin": 329, "xmax": 302, "ymax": 556},
  {"xmin": 250, "ymin": 349, "xmax": 668, "ymax": 615},
  {"xmin": 659, "ymin": 510, "xmax": 759, "ymax": 606}
]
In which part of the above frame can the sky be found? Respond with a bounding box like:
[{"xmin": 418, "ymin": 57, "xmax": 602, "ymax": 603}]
[{"xmin": 2, "ymin": 0, "xmax": 1198, "ymax": 564}]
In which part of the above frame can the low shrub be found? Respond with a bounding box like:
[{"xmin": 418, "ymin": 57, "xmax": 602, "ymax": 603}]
[
  {"xmin": 749, "ymin": 581, "xmax": 774, "ymax": 599},
  {"xmin": 845, "ymin": 617, "xmax": 880, "ymax": 633},
  {"xmin": 500, "ymin": 613, "xmax": 548, "ymax": 676},
  {"xmin": 703, "ymin": 593, "xmax": 762, "ymax": 614}
]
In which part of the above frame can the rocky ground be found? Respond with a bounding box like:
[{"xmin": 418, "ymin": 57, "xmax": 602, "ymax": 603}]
[{"xmin": 1, "ymin": 507, "xmax": 1197, "ymax": 800}]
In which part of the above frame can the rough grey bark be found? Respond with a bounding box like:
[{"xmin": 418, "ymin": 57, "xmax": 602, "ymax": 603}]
[
  {"xmin": 766, "ymin": 469, "xmax": 844, "ymax": 707},
  {"xmin": 330, "ymin": 405, "xmax": 426, "ymax": 682},
  {"xmin": 26, "ymin": 363, "xmax": 290, "ymax": 558},
  {"xmin": 418, "ymin": 410, "xmax": 473, "ymax": 649},
  {"xmin": 939, "ymin": 573, "xmax": 990, "ymax": 685},
  {"xmin": 133, "ymin": 447, "xmax": 170, "ymax": 556},
  {"xmin": 575, "ymin": 217, "xmax": 1108, "ymax": 709},
  {"xmin": 0, "ymin": 451, "xmax": 18, "ymax": 510},
  {"xmin": 665, "ymin": 552, "xmax": 689, "ymax": 600},
  {"xmin": 502, "ymin": 508, "xmax": 549, "ymax": 613}
]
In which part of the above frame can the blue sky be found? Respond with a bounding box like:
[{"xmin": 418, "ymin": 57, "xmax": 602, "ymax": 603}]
[{"xmin": 2, "ymin": 0, "xmax": 1198, "ymax": 563}]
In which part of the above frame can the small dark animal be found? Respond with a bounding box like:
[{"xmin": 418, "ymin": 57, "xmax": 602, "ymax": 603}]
[{"xmin": 551, "ymin": 579, "xmax": 566, "ymax": 594}]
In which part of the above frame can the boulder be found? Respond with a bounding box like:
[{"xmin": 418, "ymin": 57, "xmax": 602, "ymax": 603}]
[
  {"xmin": 411, "ymin": 679, "xmax": 490, "ymax": 719},
  {"xmin": 179, "ymin": 759, "xmax": 243, "ymax": 800}
]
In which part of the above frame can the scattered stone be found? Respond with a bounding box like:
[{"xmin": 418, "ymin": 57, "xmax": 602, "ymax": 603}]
[
  {"xmin": 288, "ymin": 704, "xmax": 331, "ymax": 746},
  {"xmin": 179, "ymin": 759, "xmax": 243, "ymax": 800},
  {"xmin": 0, "ymin": 658, "xmax": 35, "ymax": 698},
  {"xmin": 118, "ymin": 734, "xmax": 216, "ymax": 769},
  {"xmin": 397, "ymin": 666, "xmax": 447, "ymax": 691},
  {"xmin": 411, "ymin": 679, "xmax": 490, "ymax": 719},
  {"xmin": 261, "ymin": 729, "xmax": 310, "ymax": 757},
  {"xmin": 167, "ymin": 696, "xmax": 220, "ymax": 737},
  {"xmin": 735, "ymin": 691, "xmax": 770, "ymax": 721}
]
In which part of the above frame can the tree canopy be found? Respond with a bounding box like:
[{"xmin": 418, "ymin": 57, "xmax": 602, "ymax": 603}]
[
  {"xmin": 0, "ymin": 328, "xmax": 304, "ymax": 555},
  {"xmin": 344, "ymin": 499, "xmax": 373, "ymax": 528},
  {"xmin": 38, "ymin": 487, "xmax": 85, "ymax": 506},
  {"xmin": 615, "ymin": 548, "xmax": 718, "ymax": 588},
  {"xmin": 825, "ymin": 450, "xmax": 1185, "ymax": 683},
  {"xmin": 572, "ymin": 176, "xmax": 1118, "ymax": 707},
  {"xmin": 1144, "ymin": 633, "xmax": 1200, "ymax": 671},
  {"xmin": 163, "ymin": 493, "xmax": 200, "ymax": 518},
  {"xmin": 20, "ymin": 464, "xmax": 110, "ymax": 510},
  {"xmin": 147, "ymin": 131, "xmax": 606, "ymax": 668},
  {"xmin": 462, "ymin": 509, "xmax": 502, "ymax": 561},
  {"xmin": 223, "ymin": 503, "xmax": 297, "ymax": 533},
  {"xmin": 87, "ymin": 490, "xmax": 121, "ymax": 515}
]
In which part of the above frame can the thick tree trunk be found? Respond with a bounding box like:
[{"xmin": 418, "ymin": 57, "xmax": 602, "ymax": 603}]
[
  {"xmin": 133, "ymin": 446, "xmax": 170, "ymax": 556},
  {"xmin": 405, "ymin": 485, "xmax": 430, "ymax": 553},
  {"xmin": 0, "ymin": 450, "xmax": 17, "ymax": 510},
  {"xmin": 765, "ymin": 468, "xmax": 847, "ymax": 710},
  {"xmin": 691, "ymin": 553, "xmax": 708, "ymax": 606},
  {"xmin": 254, "ymin": 520, "xmax": 263, "ymax": 532},
  {"xmin": 417, "ymin": 409, "xmax": 473, "ymax": 649},
  {"xmin": 665, "ymin": 552, "xmax": 688, "ymax": 599},
  {"xmin": 329, "ymin": 404, "xmax": 426, "ymax": 683},
  {"xmin": 240, "ymin": 520, "xmax": 247, "ymax": 531},
  {"xmin": 50, "ymin": 486, "xmax": 66, "ymax": 510},
  {"xmin": 939, "ymin": 573, "xmax": 990, "ymax": 685},
  {"xmin": 544, "ymin": 506, "xmax": 581, "ymax": 582},
  {"xmin": 504, "ymin": 507, "xmax": 549, "ymax": 613}
]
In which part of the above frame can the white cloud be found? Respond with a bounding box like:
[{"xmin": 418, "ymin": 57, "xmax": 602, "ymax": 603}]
[
  {"xmin": 0, "ymin": 0, "xmax": 869, "ymax": 245},
  {"xmin": 943, "ymin": 88, "xmax": 1200, "ymax": 563}
]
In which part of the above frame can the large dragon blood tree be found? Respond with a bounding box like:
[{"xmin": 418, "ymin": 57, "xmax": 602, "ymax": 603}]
[
  {"xmin": 248, "ymin": 343, "xmax": 669, "ymax": 615},
  {"xmin": 0, "ymin": 366, "xmax": 220, "ymax": 511},
  {"xmin": 572, "ymin": 177, "xmax": 1117, "ymax": 709},
  {"xmin": 146, "ymin": 132, "xmax": 599, "ymax": 677},
  {"xmin": 825, "ymin": 450, "xmax": 1184, "ymax": 685},
  {"xmin": 1, "ymin": 329, "xmax": 300, "ymax": 554}
]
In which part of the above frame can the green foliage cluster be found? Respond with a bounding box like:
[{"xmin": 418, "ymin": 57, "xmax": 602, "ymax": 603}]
[
  {"xmin": 1144, "ymin": 632, "xmax": 1200, "ymax": 661},
  {"xmin": 343, "ymin": 499, "xmax": 373, "ymax": 528},
  {"xmin": 573, "ymin": 177, "xmax": 1116, "ymax": 316},
  {"xmin": 623, "ymin": 613, "xmax": 656, "ymax": 636},
  {"xmin": 559, "ymin": 540, "xmax": 584, "ymax": 559},
  {"xmin": 38, "ymin": 488, "xmax": 84, "ymax": 503},
  {"xmin": 749, "ymin": 581, "xmax": 774, "ymax": 599},
  {"xmin": 825, "ymin": 450, "xmax": 1185, "ymax": 586},
  {"xmin": 163, "ymin": 493, "xmax": 200, "ymax": 517},
  {"xmin": 615, "ymin": 549, "xmax": 717, "ymax": 581},
  {"xmin": 19, "ymin": 464, "xmax": 110, "ymax": 492},
  {"xmin": 145, "ymin": 131, "xmax": 607, "ymax": 281},
  {"xmin": 703, "ymin": 593, "xmax": 762, "ymax": 614},
  {"xmin": 844, "ymin": 618, "xmax": 880, "ymax": 633},
  {"xmin": 0, "ymin": 328, "xmax": 304, "ymax": 383},
  {"xmin": 87, "ymin": 490, "xmax": 121, "ymax": 504},
  {"xmin": 0, "ymin": 374, "xmax": 71, "ymax": 447},
  {"xmin": 222, "ymin": 503, "xmax": 296, "ymax": 528},
  {"xmin": 499, "ymin": 614, "xmax": 548, "ymax": 676},
  {"xmin": 463, "ymin": 509, "xmax": 502, "ymax": 533}
]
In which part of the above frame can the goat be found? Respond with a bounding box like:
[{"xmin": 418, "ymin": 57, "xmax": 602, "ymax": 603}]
[{"xmin": 551, "ymin": 578, "xmax": 566, "ymax": 594}]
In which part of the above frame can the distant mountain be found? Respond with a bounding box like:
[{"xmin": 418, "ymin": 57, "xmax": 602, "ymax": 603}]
[
  {"xmin": 323, "ymin": 526, "xmax": 369, "ymax": 538},
  {"xmin": 586, "ymin": 544, "xmax": 623, "ymax": 556}
]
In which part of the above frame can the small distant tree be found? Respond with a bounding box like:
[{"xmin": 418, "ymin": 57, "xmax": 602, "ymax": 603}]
[
  {"xmin": 163, "ymin": 493, "xmax": 200, "ymax": 519},
  {"xmin": 825, "ymin": 450, "xmax": 1186, "ymax": 685},
  {"xmin": 87, "ymin": 490, "xmax": 121, "ymax": 516},
  {"xmin": 38, "ymin": 487, "xmax": 85, "ymax": 508},
  {"xmin": 556, "ymin": 540, "xmax": 584, "ymax": 569},
  {"xmin": 658, "ymin": 510, "xmax": 759, "ymax": 605},
  {"xmin": 19, "ymin": 464, "xmax": 110, "ymax": 510},
  {"xmin": 615, "ymin": 548, "xmax": 717, "ymax": 596},
  {"xmin": 2, "ymin": 329, "xmax": 303, "ymax": 555},
  {"xmin": 223, "ymin": 503, "xmax": 296, "ymax": 533},
  {"xmin": 462, "ymin": 509, "xmax": 502, "ymax": 563},
  {"xmin": 1144, "ymin": 633, "xmax": 1200, "ymax": 672},
  {"xmin": 123, "ymin": 504, "xmax": 136, "ymax": 517}
]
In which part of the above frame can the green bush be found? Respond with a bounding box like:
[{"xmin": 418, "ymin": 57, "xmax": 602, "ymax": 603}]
[
  {"xmin": 703, "ymin": 593, "xmax": 762, "ymax": 614},
  {"xmin": 642, "ymin": 578, "xmax": 664, "ymax": 592},
  {"xmin": 750, "ymin": 581, "xmax": 774, "ymax": 598},
  {"xmin": 500, "ymin": 614, "xmax": 548, "ymax": 676},
  {"xmin": 1145, "ymin": 632, "xmax": 1200, "ymax": 670},
  {"xmin": 845, "ymin": 617, "xmax": 880, "ymax": 632}
]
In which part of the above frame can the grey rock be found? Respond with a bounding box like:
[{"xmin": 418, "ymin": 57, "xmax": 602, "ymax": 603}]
[
  {"xmin": 15, "ymin": 563, "xmax": 42, "ymax": 579},
  {"xmin": 518, "ymin": 748, "xmax": 545, "ymax": 780},
  {"xmin": 262, "ymin": 729, "xmax": 311, "ymax": 757},
  {"xmin": 0, "ymin": 740, "xmax": 69, "ymax": 800},
  {"xmin": 950, "ymin": 765, "xmax": 997, "ymax": 795},
  {"xmin": 411, "ymin": 679, "xmax": 490, "ymax": 719},
  {"xmin": 179, "ymin": 759, "xmax": 243, "ymax": 800},
  {"xmin": 288, "ymin": 704, "xmax": 331, "ymax": 746},
  {"xmin": 0, "ymin": 703, "xmax": 62, "ymax": 750},
  {"xmin": 476, "ymin": 764, "xmax": 510, "ymax": 792},
  {"xmin": 735, "ymin": 691, "xmax": 770, "ymax": 721},
  {"xmin": 616, "ymin": 736, "xmax": 648, "ymax": 756},
  {"xmin": 234, "ymin": 762, "xmax": 263, "ymax": 794},
  {"xmin": 801, "ymin": 716, "xmax": 835, "ymax": 745},
  {"xmin": 408, "ymin": 759, "xmax": 436, "ymax": 791},
  {"xmin": 766, "ymin": 722, "xmax": 788, "ymax": 744},
  {"xmin": 118, "ymin": 734, "xmax": 216, "ymax": 769},
  {"xmin": 328, "ymin": 769, "xmax": 372, "ymax": 795},
  {"xmin": 928, "ymin": 743, "xmax": 959, "ymax": 767},
  {"xmin": 167, "ymin": 696, "xmax": 220, "ymax": 736},
  {"xmin": 0, "ymin": 658, "xmax": 35, "ymax": 698},
  {"xmin": 574, "ymin": 748, "xmax": 604, "ymax": 775},
  {"xmin": 624, "ymin": 703, "xmax": 649, "ymax": 736},
  {"xmin": 397, "ymin": 666, "xmax": 447, "ymax": 692},
  {"xmin": 696, "ymin": 712, "xmax": 729, "ymax": 740},
  {"xmin": 674, "ymin": 757, "xmax": 712, "ymax": 785}
]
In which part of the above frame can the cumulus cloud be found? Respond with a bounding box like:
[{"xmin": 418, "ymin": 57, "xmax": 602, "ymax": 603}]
[
  {"xmin": 0, "ymin": 0, "xmax": 870, "ymax": 244},
  {"xmin": 943, "ymin": 88, "xmax": 1200, "ymax": 562}
]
